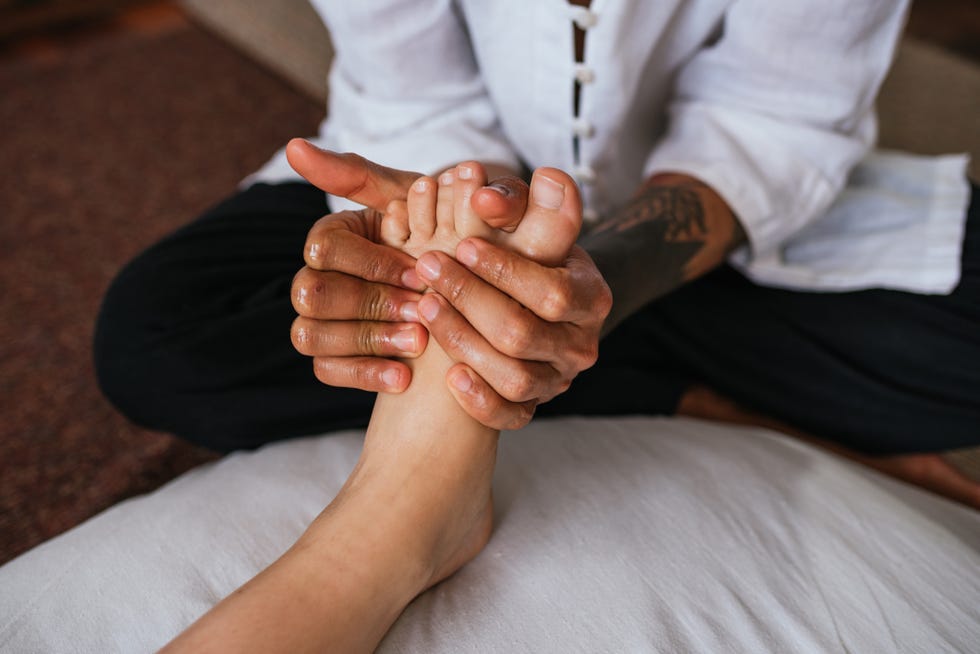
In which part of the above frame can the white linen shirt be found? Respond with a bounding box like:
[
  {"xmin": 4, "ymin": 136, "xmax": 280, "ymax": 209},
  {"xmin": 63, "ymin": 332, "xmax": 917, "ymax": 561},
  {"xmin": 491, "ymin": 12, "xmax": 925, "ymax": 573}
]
[{"xmin": 248, "ymin": 0, "xmax": 971, "ymax": 294}]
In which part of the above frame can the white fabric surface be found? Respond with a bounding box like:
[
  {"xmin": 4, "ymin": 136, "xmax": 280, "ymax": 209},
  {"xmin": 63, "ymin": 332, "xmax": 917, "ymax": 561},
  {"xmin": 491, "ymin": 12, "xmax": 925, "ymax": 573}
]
[
  {"xmin": 1, "ymin": 416, "xmax": 978, "ymax": 653},
  {"xmin": 244, "ymin": 0, "xmax": 971, "ymax": 294}
]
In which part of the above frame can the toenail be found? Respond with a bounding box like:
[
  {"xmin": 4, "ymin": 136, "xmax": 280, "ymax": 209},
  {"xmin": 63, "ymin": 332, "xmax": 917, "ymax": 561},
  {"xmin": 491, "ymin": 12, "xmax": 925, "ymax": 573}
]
[
  {"xmin": 486, "ymin": 182, "xmax": 512, "ymax": 197},
  {"xmin": 439, "ymin": 171, "xmax": 454, "ymax": 186},
  {"xmin": 451, "ymin": 369, "xmax": 474, "ymax": 393},
  {"xmin": 413, "ymin": 178, "xmax": 429, "ymax": 192},
  {"xmin": 381, "ymin": 368, "xmax": 402, "ymax": 390},
  {"xmin": 391, "ymin": 328, "xmax": 417, "ymax": 353},
  {"xmin": 458, "ymin": 164, "xmax": 474, "ymax": 180},
  {"xmin": 457, "ymin": 240, "xmax": 479, "ymax": 267},
  {"xmin": 417, "ymin": 254, "xmax": 441, "ymax": 281},
  {"xmin": 532, "ymin": 175, "xmax": 565, "ymax": 209},
  {"xmin": 419, "ymin": 295, "xmax": 440, "ymax": 322}
]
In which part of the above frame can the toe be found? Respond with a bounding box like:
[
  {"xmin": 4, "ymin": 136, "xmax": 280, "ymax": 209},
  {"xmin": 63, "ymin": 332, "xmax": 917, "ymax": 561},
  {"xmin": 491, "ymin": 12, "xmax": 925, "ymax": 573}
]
[
  {"xmin": 435, "ymin": 170, "xmax": 456, "ymax": 241},
  {"xmin": 407, "ymin": 176, "xmax": 437, "ymax": 243},
  {"xmin": 506, "ymin": 167, "xmax": 583, "ymax": 266},
  {"xmin": 453, "ymin": 162, "xmax": 489, "ymax": 236},
  {"xmin": 381, "ymin": 200, "xmax": 411, "ymax": 247}
]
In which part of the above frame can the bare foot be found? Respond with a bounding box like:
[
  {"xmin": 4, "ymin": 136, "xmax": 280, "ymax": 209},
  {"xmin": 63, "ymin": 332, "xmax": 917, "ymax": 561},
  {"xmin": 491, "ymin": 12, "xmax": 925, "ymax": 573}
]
[
  {"xmin": 330, "ymin": 162, "xmax": 583, "ymax": 590},
  {"xmin": 677, "ymin": 384, "xmax": 980, "ymax": 510}
]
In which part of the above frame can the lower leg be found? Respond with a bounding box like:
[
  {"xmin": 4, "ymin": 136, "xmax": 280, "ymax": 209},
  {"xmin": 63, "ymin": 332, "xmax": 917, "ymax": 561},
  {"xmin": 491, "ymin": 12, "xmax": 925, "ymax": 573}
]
[{"xmin": 163, "ymin": 335, "xmax": 499, "ymax": 654}]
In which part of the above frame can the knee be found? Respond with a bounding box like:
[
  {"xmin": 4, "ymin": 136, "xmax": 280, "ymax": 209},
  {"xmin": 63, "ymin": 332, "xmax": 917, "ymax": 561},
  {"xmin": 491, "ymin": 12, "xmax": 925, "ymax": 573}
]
[{"xmin": 94, "ymin": 257, "xmax": 176, "ymax": 435}]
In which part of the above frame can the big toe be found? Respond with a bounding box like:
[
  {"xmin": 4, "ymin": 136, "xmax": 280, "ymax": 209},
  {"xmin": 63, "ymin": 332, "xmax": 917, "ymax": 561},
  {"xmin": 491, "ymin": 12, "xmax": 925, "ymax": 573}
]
[{"xmin": 506, "ymin": 167, "xmax": 582, "ymax": 266}]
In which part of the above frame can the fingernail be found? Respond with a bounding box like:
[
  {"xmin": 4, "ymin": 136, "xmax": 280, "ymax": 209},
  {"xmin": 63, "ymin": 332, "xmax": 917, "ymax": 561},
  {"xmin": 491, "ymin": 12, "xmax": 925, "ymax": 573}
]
[
  {"xmin": 413, "ymin": 178, "xmax": 429, "ymax": 192},
  {"xmin": 401, "ymin": 268, "xmax": 424, "ymax": 290},
  {"xmin": 419, "ymin": 295, "xmax": 440, "ymax": 322},
  {"xmin": 439, "ymin": 171, "xmax": 454, "ymax": 186},
  {"xmin": 391, "ymin": 328, "xmax": 417, "ymax": 353},
  {"xmin": 381, "ymin": 368, "xmax": 402, "ymax": 390},
  {"xmin": 532, "ymin": 175, "xmax": 564, "ymax": 209},
  {"xmin": 458, "ymin": 164, "xmax": 474, "ymax": 180},
  {"xmin": 451, "ymin": 369, "xmax": 474, "ymax": 393},
  {"xmin": 307, "ymin": 243, "xmax": 320, "ymax": 261},
  {"xmin": 417, "ymin": 254, "xmax": 441, "ymax": 281},
  {"xmin": 457, "ymin": 240, "xmax": 478, "ymax": 267},
  {"xmin": 400, "ymin": 301, "xmax": 419, "ymax": 322}
]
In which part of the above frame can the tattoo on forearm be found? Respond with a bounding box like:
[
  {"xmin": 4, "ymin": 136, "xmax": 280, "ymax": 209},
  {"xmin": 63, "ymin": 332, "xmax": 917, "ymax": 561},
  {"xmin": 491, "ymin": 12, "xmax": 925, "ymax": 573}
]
[
  {"xmin": 582, "ymin": 179, "xmax": 738, "ymax": 335},
  {"xmin": 594, "ymin": 182, "xmax": 707, "ymax": 242}
]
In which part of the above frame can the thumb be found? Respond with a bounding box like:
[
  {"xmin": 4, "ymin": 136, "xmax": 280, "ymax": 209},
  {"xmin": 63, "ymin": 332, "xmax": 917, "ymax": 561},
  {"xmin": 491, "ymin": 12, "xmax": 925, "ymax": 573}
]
[{"xmin": 286, "ymin": 138, "xmax": 421, "ymax": 211}]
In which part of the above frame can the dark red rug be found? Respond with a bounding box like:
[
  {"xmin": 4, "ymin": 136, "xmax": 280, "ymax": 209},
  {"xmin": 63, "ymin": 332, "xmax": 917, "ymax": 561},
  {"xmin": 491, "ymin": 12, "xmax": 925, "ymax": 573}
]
[{"xmin": 0, "ymin": 21, "xmax": 322, "ymax": 564}]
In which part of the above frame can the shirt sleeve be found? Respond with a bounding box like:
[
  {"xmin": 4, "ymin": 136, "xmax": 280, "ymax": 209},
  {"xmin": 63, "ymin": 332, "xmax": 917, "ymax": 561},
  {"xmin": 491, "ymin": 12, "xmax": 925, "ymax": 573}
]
[
  {"xmin": 310, "ymin": 0, "xmax": 521, "ymax": 212},
  {"xmin": 643, "ymin": 0, "xmax": 909, "ymax": 257}
]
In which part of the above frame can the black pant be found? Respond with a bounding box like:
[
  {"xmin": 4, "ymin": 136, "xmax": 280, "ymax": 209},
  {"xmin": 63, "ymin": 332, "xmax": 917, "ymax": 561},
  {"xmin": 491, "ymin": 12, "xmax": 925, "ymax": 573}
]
[{"xmin": 94, "ymin": 182, "xmax": 980, "ymax": 454}]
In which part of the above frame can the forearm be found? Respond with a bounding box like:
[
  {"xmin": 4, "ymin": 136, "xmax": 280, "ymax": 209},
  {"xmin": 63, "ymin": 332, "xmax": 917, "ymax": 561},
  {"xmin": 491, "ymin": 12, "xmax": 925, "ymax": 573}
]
[{"xmin": 581, "ymin": 173, "xmax": 746, "ymax": 335}]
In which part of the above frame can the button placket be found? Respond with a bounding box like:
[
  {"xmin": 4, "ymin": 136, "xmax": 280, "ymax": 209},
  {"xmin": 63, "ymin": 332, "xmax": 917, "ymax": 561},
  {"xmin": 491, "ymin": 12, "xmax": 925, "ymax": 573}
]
[{"xmin": 568, "ymin": 3, "xmax": 598, "ymax": 221}]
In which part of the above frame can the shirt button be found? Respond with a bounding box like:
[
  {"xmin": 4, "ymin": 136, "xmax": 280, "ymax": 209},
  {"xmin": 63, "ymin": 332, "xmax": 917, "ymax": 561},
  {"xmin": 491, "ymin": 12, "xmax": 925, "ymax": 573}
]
[
  {"xmin": 574, "ymin": 64, "xmax": 595, "ymax": 84},
  {"xmin": 572, "ymin": 118, "xmax": 595, "ymax": 138},
  {"xmin": 575, "ymin": 165, "xmax": 597, "ymax": 185},
  {"xmin": 582, "ymin": 207, "xmax": 599, "ymax": 223},
  {"xmin": 570, "ymin": 7, "xmax": 598, "ymax": 30}
]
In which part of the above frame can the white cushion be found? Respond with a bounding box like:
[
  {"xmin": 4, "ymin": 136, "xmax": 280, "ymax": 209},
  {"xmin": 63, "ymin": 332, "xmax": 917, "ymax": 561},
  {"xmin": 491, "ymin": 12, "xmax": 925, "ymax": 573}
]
[{"xmin": 1, "ymin": 416, "xmax": 978, "ymax": 652}]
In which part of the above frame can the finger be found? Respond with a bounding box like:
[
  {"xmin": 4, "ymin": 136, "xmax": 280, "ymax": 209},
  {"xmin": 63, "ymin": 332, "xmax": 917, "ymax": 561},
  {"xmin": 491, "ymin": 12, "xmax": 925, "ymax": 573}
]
[
  {"xmin": 416, "ymin": 251, "xmax": 574, "ymax": 364},
  {"xmin": 455, "ymin": 239, "xmax": 610, "ymax": 324},
  {"xmin": 304, "ymin": 218, "xmax": 425, "ymax": 290},
  {"xmin": 470, "ymin": 175, "xmax": 530, "ymax": 232},
  {"xmin": 445, "ymin": 363, "xmax": 537, "ymax": 431},
  {"xmin": 418, "ymin": 292, "xmax": 563, "ymax": 402},
  {"xmin": 292, "ymin": 268, "xmax": 422, "ymax": 321},
  {"xmin": 286, "ymin": 139, "xmax": 421, "ymax": 211},
  {"xmin": 313, "ymin": 356, "xmax": 412, "ymax": 394},
  {"xmin": 291, "ymin": 317, "xmax": 427, "ymax": 358}
]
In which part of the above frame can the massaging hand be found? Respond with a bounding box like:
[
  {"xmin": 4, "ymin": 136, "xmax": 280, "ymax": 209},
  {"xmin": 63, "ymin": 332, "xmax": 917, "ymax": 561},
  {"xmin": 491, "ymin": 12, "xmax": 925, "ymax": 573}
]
[{"xmin": 286, "ymin": 139, "xmax": 611, "ymax": 429}]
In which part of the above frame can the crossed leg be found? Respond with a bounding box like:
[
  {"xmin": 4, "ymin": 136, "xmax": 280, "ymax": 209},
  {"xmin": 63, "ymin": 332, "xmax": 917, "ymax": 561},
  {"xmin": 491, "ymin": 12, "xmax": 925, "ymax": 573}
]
[{"xmin": 162, "ymin": 163, "xmax": 583, "ymax": 653}]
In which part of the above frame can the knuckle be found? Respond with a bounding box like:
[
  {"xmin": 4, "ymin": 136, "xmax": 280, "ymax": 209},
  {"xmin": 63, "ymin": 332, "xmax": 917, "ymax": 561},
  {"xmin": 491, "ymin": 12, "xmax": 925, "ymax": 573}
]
[
  {"xmin": 440, "ymin": 324, "xmax": 469, "ymax": 357},
  {"xmin": 442, "ymin": 272, "xmax": 473, "ymax": 308},
  {"xmin": 365, "ymin": 254, "xmax": 395, "ymax": 282},
  {"xmin": 576, "ymin": 340, "xmax": 600, "ymax": 370},
  {"xmin": 539, "ymin": 282, "xmax": 572, "ymax": 322},
  {"xmin": 304, "ymin": 226, "xmax": 336, "ymax": 268},
  {"xmin": 355, "ymin": 324, "xmax": 381, "ymax": 355},
  {"xmin": 501, "ymin": 369, "xmax": 536, "ymax": 402},
  {"xmin": 504, "ymin": 402, "xmax": 536, "ymax": 430},
  {"xmin": 290, "ymin": 318, "xmax": 310, "ymax": 353},
  {"xmin": 292, "ymin": 267, "xmax": 332, "ymax": 316},
  {"xmin": 595, "ymin": 280, "xmax": 614, "ymax": 321},
  {"xmin": 496, "ymin": 316, "xmax": 533, "ymax": 355},
  {"xmin": 481, "ymin": 252, "xmax": 516, "ymax": 288},
  {"xmin": 359, "ymin": 284, "xmax": 393, "ymax": 321}
]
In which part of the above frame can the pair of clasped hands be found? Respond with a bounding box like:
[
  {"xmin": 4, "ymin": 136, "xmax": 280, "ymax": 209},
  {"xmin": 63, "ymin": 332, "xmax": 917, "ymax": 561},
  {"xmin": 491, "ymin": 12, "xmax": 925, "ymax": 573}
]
[{"xmin": 286, "ymin": 139, "xmax": 612, "ymax": 429}]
